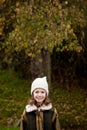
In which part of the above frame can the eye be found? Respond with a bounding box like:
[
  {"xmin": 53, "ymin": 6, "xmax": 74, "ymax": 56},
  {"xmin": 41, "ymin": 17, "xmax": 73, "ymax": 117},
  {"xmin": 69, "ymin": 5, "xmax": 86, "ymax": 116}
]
[
  {"xmin": 35, "ymin": 91, "xmax": 39, "ymax": 93},
  {"xmin": 41, "ymin": 91, "xmax": 45, "ymax": 94}
]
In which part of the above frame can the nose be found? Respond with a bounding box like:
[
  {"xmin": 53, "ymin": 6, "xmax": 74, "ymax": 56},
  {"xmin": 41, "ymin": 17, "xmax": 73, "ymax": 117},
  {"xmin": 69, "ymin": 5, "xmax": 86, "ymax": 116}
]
[{"xmin": 38, "ymin": 92, "xmax": 42, "ymax": 96}]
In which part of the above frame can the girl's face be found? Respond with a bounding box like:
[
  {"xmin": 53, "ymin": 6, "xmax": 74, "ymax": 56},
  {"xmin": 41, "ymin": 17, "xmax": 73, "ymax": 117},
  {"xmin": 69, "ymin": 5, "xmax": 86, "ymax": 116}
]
[{"xmin": 33, "ymin": 88, "xmax": 46, "ymax": 103}]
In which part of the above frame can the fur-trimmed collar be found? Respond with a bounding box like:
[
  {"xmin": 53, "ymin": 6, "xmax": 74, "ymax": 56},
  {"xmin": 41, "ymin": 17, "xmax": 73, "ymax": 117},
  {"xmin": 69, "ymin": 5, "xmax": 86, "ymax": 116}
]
[{"xmin": 26, "ymin": 103, "xmax": 52, "ymax": 112}]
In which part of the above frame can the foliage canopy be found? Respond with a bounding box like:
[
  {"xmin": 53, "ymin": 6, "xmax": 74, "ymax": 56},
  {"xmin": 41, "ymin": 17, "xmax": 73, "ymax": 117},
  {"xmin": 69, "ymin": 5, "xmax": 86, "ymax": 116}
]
[{"xmin": 4, "ymin": 0, "xmax": 86, "ymax": 61}]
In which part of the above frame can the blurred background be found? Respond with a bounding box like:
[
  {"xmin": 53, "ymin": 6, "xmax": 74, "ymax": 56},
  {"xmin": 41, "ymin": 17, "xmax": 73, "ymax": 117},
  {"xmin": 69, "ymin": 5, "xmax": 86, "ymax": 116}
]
[{"xmin": 0, "ymin": 0, "xmax": 87, "ymax": 129}]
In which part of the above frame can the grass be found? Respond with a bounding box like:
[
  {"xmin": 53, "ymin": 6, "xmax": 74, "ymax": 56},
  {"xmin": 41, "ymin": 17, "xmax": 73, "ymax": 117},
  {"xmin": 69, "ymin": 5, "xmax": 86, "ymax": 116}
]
[
  {"xmin": 0, "ymin": 69, "xmax": 30, "ymax": 126},
  {"xmin": 0, "ymin": 126, "xmax": 19, "ymax": 130},
  {"xmin": 0, "ymin": 69, "xmax": 87, "ymax": 129},
  {"xmin": 51, "ymin": 87, "xmax": 87, "ymax": 129}
]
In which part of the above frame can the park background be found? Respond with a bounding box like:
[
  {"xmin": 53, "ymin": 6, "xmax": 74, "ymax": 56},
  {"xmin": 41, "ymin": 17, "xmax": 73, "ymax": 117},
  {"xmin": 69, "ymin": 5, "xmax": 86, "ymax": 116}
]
[{"xmin": 0, "ymin": 0, "xmax": 87, "ymax": 130}]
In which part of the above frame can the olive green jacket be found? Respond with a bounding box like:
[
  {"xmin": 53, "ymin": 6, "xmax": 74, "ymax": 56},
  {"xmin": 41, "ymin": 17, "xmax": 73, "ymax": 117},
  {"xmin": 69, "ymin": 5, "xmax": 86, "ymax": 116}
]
[{"xmin": 20, "ymin": 103, "xmax": 60, "ymax": 130}]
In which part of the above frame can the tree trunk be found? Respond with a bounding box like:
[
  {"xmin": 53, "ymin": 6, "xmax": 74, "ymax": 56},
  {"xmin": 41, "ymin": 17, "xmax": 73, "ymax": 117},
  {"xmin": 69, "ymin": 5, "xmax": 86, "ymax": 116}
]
[
  {"xmin": 42, "ymin": 49, "xmax": 51, "ymax": 88},
  {"xmin": 30, "ymin": 49, "xmax": 51, "ymax": 89}
]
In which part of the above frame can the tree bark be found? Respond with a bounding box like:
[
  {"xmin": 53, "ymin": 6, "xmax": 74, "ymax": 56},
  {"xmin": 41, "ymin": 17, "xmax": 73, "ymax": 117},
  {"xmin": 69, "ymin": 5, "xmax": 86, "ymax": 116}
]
[{"xmin": 30, "ymin": 49, "xmax": 51, "ymax": 89}]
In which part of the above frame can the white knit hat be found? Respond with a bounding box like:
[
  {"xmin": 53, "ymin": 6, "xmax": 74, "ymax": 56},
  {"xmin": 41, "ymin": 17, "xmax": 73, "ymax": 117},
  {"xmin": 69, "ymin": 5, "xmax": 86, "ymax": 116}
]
[{"xmin": 31, "ymin": 76, "xmax": 49, "ymax": 95}]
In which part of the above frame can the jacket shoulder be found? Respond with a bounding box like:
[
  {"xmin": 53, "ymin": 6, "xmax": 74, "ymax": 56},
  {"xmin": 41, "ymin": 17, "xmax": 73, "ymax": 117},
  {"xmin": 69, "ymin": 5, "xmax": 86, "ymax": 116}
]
[
  {"xmin": 51, "ymin": 107, "xmax": 58, "ymax": 114},
  {"xmin": 52, "ymin": 107, "xmax": 58, "ymax": 122}
]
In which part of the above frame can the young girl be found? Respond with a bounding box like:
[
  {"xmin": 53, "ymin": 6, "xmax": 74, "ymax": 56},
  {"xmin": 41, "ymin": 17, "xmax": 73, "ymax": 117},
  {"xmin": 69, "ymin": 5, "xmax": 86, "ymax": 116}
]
[{"xmin": 20, "ymin": 76, "xmax": 60, "ymax": 130}]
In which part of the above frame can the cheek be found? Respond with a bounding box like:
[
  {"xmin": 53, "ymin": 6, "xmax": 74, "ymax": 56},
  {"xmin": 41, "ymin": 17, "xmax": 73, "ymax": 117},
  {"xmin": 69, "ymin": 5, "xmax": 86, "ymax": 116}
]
[
  {"xmin": 43, "ymin": 93, "xmax": 46, "ymax": 98},
  {"xmin": 33, "ymin": 93, "xmax": 37, "ymax": 98}
]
